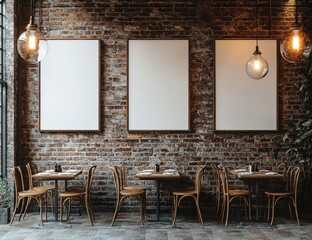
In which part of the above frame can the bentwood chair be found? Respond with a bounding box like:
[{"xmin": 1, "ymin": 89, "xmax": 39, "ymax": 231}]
[
  {"xmin": 120, "ymin": 163, "xmax": 146, "ymax": 192},
  {"xmin": 22, "ymin": 163, "xmax": 55, "ymax": 219},
  {"xmin": 59, "ymin": 165, "xmax": 96, "ymax": 226},
  {"xmin": 211, "ymin": 163, "xmax": 221, "ymax": 217},
  {"xmin": 109, "ymin": 166, "xmax": 145, "ymax": 226},
  {"xmin": 265, "ymin": 166, "xmax": 301, "ymax": 225},
  {"xmin": 211, "ymin": 164, "xmax": 243, "ymax": 219},
  {"xmin": 10, "ymin": 166, "xmax": 46, "ymax": 226},
  {"xmin": 219, "ymin": 166, "xmax": 252, "ymax": 226},
  {"xmin": 172, "ymin": 165, "xmax": 205, "ymax": 226}
]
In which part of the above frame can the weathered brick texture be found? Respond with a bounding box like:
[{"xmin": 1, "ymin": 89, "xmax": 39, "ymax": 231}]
[{"xmin": 11, "ymin": 0, "xmax": 312, "ymax": 210}]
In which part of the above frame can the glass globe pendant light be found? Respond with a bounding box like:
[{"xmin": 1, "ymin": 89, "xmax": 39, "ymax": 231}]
[
  {"xmin": 280, "ymin": 0, "xmax": 311, "ymax": 63},
  {"xmin": 17, "ymin": 0, "xmax": 48, "ymax": 64},
  {"xmin": 245, "ymin": 0, "xmax": 269, "ymax": 80}
]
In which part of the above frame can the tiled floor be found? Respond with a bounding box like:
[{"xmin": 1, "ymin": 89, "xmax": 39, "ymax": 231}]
[{"xmin": 0, "ymin": 209, "xmax": 312, "ymax": 240}]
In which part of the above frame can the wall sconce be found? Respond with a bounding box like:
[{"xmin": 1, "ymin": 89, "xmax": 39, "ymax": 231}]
[
  {"xmin": 17, "ymin": 0, "xmax": 48, "ymax": 64},
  {"xmin": 245, "ymin": 0, "xmax": 269, "ymax": 80},
  {"xmin": 280, "ymin": 0, "xmax": 311, "ymax": 63}
]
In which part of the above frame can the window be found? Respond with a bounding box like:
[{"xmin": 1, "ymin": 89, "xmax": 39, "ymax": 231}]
[{"xmin": 0, "ymin": 0, "xmax": 6, "ymax": 178}]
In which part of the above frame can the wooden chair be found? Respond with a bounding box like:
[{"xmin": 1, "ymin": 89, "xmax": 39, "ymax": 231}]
[
  {"xmin": 109, "ymin": 165, "xmax": 145, "ymax": 226},
  {"xmin": 172, "ymin": 165, "xmax": 205, "ymax": 226},
  {"xmin": 119, "ymin": 163, "xmax": 146, "ymax": 192},
  {"xmin": 10, "ymin": 166, "xmax": 46, "ymax": 226},
  {"xmin": 265, "ymin": 166, "xmax": 301, "ymax": 225},
  {"xmin": 219, "ymin": 166, "xmax": 251, "ymax": 226},
  {"xmin": 211, "ymin": 163, "xmax": 221, "ymax": 217},
  {"xmin": 59, "ymin": 165, "xmax": 96, "ymax": 226},
  {"xmin": 22, "ymin": 163, "xmax": 55, "ymax": 219},
  {"xmin": 276, "ymin": 162, "xmax": 287, "ymax": 175}
]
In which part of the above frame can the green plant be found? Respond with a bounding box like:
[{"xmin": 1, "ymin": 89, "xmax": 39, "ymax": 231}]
[
  {"xmin": 283, "ymin": 54, "xmax": 312, "ymax": 200},
  {"xmin": 0, "ymin": 178, "xmax": 11, "ymax": 208}
]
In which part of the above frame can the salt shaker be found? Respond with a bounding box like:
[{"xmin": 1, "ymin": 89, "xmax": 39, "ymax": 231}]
[{"xmin": 155, "ymin": 163, "xmax": 160, "ymax": 172}]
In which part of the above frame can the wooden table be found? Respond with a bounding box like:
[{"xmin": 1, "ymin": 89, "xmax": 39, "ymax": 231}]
[
  {"xmin": 33, "ymin": 170, "xmax": 82, "ymax": 222},
  {"xmin": 229, "ymin": 169, "xmax": 284, "ymax": 221},
  {"xmin": 135, "ymin": 171, "xmax": 180, "ymax": 221}
]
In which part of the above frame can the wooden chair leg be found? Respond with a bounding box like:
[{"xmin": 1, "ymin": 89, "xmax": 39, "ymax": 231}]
[
  {"xmin": 45, "ymin": 193, "xmax": 48, "ymax": 222},
  {"xmin": 10, "ymin": 197, "xmax": 23, "ymax": 225},
  {"xmin": 39, "ymin": 196, "xmax": 43, "ymax": 226},
  {"xmin": 288, "ymin": 199, "xmax": 293, "ymax": 220},
  {"xmin": 267, "ymin": 196, "xmax": 271, "ymax": 221},
  {"xmin": 270, "ymin": 196, "xmax": 276, "ymax": 225},
  {"xmin": 21, "ymin": 197, "xmax": 31, "ymax": 220},
  {"xmin": 216, "ymin": 188, "xmax": 220, "ymax": 217},
  {"xmin": 225, "ymin": 198, "xmax": 230, "ymax": 226},
  {"xmin": 195, "ymin": 197, "xmax": 204, "ymax": 225},
  {"xmin": 221, "ymin": 197, "xmax": 226, "ymax": 223},
  {"xmin": 111, "ymin": 199, "xmax": 121, "ymax": 226},
  {"xmin": 172, "ymin": 195, "xmax": 179, "ymax": 226},
  {"xmin": 293, "ymin": 198, "xmax": 300, "ymax": 226},
  {"xmin": 66, "ymin": 199, "xmax": 71, "ymax": 223},
  {"xmin": 60, "ymin": 197, "xmax": 63, "ymax": 223},
  {"xmin": 85, "ymin": 197, "xmax": 94, "ymax": 226}
]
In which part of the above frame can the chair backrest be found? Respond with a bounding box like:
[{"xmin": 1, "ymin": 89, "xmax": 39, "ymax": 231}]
[
  {"xmin": 26, "ymin": 163, "xmax": 35, "ymax": 190},
  {"xmin": 211, "ymin": 164, "xmax": 220, "ymax": 192},
  {"xmin": 289, "ymin": 167, "xmax": 300, "ymax": 195},
  {"xmin": 218, "ymin": 166, "xmax": 229, "ymax": 197},
  {"xmin": 195, "ymin": 165, "xmax": 205, "ymax": 194},
  {"xmin": 86, "ymin": 165, "xmax": 97, "ymax": 195},
  {"xmin": 109, "ymin": 166, "xmax": 122, "ymax": 196},
  {"xmin": 12, "ymin": 166, "xmax": 25, "ymax": 201},
  {"xmin": 119, "ymin": 163, "xmax": 126, "ymax": 190},
  {"xmin": 285, "ymin": 165, "xmax": 297, "ymax": 191},
  {"xmin": 276, "ymin": 162, "xmax": 287, "ymax": 175}
]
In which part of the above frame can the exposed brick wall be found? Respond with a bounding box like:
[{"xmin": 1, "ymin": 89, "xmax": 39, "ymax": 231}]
[{"xmin": 12, "ymin": 0, "xmax": 312, "ymax": 210}]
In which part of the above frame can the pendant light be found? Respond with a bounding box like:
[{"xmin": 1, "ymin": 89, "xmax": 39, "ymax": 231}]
[
  {"xmin": 245, "ymin": 0, "xmax": 269, "ymax": 80},
  {"xmin": 17, "ymin": 0, "xmax": 48, "ymax": 64},
  {"xmin": 280, "ymin": 0, "xmax": 311, "ymax": 63}
]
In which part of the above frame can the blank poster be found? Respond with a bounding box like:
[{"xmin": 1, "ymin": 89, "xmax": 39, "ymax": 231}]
[
  {"xmin": 40, "ymin": 39, "xmax": 100, "ymax": 131},
  {"xmin": 128, "ymin": 40, "xmax": 189, "ymax": 132},
  {"xmin": 215, "ymin": 39, "xmax": 278, "ymax": 131}
]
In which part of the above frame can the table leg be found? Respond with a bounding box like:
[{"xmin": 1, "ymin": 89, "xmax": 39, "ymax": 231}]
[
  {"xmin": 255, "ymin": 180, "xmax": 259, "ymax": 221},
  {"xmin": 156, "ymin": 180, "xmax": 160, "ymax": 221},
  {"xmin": 54, "ymin": 179, "xmax": 59, "ymax": 222}
]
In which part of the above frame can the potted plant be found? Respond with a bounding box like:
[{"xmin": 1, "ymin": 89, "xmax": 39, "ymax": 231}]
[
  {"xmin": 0, "ymin": 178, "xmax": 11, "ymax": 224},
  {"xmin": 283, "ymin": 54, "xmax": 312, "ymax": 204}
]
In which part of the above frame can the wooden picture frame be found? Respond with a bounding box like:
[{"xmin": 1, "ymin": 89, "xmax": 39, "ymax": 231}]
[
  {"xmin": 127, "ymin": 39, "xmax": 190, "ymax": 132},
  {"xmin": 214, "ymin": 39, "xmax": 278, "ymax": 132},
  {"xmin": 39, "ymin": 39, "xmax": 101, "ymax": 132}
]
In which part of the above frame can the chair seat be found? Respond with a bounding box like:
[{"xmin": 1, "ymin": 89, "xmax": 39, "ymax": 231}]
[
  {"xmin": 66, "ymin": 186, "xmax": 85, "ymax": 192},
  {"xmin": 59, "ymin": 191, "xmax": 85, "ymax": 198},
  {"xmin": 19, "ymin": 189, "xmax": 45, "ymax": 197},
  {"xmin": 228, "ymin": 186, "xmax": 242, "ymax": 190},
  {"xmin": 120, "ymin": 189, "xmax": 145, "ymax": 196},
  {"xmin": 173, "ymin": 189, "xmax": 197, "ymax": 196},
  {"xmin": 228, "ymin": 189, "xmax": 251, "ymax": 196},
  {"xmin": 34, "ymin": 185, "xmax": 55, "ymax": 191},
  {"xmin": 265, "ymin": 190, "xmax": 294, "ymax": 196},
  {"xmin": 124, "ymin": 185, "xmax": 146, "ymax": 191}
]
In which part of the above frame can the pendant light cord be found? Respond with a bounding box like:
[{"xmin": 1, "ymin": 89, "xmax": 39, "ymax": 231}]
[
  {"xmin": 31, "ymin": 0, "xmax": 35, "ymax": 19},
  {"xmin": 268, "ymin": 0, "xmax": 271, "ymax": 38},
  {"xmin": 256, "ymin": 0, "xmax": 259, "ymax": 47},
  {"xmin": 295, "ymin": 0, "xmax": 298, "ymax": 20}
]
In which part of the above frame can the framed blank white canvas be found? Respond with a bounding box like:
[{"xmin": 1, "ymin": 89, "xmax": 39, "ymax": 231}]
[
  {"xmin": 40, "ymin": 39, "xmax": 100, "ymax": 132},
  {"xmin": 128, "ymin": 39, "xmax": 190, "ymax": 132},
  {"xmin": 214, "ymin": 39, "xmax": 278, "ymax": 131}
]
